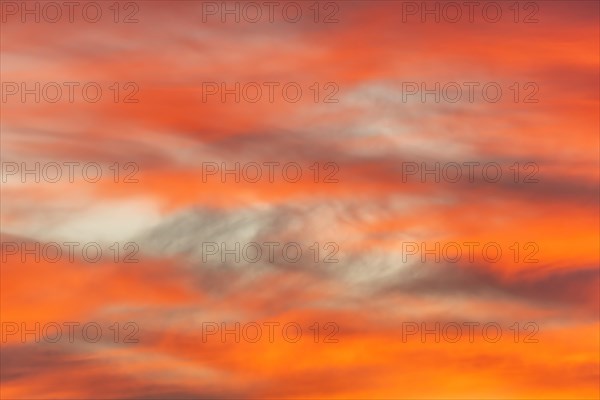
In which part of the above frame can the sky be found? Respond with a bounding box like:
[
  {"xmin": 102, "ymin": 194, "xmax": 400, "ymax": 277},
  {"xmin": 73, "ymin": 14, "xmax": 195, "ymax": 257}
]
[{"xmin": 1, "ymin": 1, "xmax": 599, "ymax": 398}]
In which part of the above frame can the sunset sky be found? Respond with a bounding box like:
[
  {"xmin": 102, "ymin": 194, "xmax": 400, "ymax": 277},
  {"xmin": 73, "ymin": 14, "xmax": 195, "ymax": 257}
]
[{"xmin": 1, "ymin": 1, "xmax": 599, "ymax": 398}]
